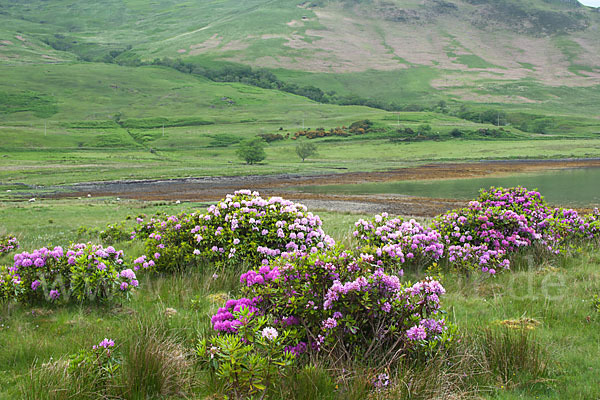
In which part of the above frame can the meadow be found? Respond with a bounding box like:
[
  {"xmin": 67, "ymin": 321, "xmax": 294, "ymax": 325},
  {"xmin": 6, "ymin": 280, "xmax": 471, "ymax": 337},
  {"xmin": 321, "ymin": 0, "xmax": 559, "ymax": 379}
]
[
  {"xmin": 1, "ymin": 2, "xmax": 600, "ymax": 398},
  {"xmin": 2, "ymin": 62, "xmax": 600, "ymax": 191},
  {"xmin": 1, "ymin": 189, "xmax": 599, "ymax": 399}
]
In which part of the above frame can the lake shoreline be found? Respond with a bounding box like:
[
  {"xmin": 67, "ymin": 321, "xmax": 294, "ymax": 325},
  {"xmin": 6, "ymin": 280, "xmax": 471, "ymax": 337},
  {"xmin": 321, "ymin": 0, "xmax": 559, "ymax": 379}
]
[{"xmin": 29, "ymin": 158, "xmax": 600, "ymax": 216}]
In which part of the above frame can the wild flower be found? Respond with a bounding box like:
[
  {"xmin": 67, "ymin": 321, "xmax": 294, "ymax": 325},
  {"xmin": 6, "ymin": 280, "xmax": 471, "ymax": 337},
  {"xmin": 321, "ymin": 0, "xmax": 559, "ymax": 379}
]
[
  {"xmin": 94, "ymin": 338, "xmax": 115, "ymax": 350},
  {"xmin": 354, "ymin": 215, "xmax": 444, "ymax": 271},
  {"xmin": 211, "ymin": 297, "xmax": 260, "ymax": 333},
  {"xmin": 261, "ymin": 327, "xmax": 279, "ymax": 341},
  {"xmin": 373, "ymin": 372, "xmax": 390, "ymax": 389},
  {"xmin": 406, "ymin": 326, "xmax": 427, "ymax": 341},
  {"xmin": 68, "ymin": 337, "xmax": 121, "ymax": 391}
]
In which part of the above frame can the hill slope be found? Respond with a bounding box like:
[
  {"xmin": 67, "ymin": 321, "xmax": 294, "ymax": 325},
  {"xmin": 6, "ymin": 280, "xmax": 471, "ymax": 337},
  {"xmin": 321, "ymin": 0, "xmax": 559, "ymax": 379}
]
[{"xmin": 0, "ymin": 0, "xmax": 599, "ymax": 113}]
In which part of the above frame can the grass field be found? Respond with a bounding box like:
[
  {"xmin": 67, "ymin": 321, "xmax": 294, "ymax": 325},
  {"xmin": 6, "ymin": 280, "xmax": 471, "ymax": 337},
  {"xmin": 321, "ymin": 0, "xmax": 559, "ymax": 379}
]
[
  {"xmin": 1, "ymin": 0, "xmax": 599, "ymax": 194},
  {"xmin": 1, "ymin": 1, "xmax": 600, "ymax": 398},
  {"xmin": 1, "ymin": 62, "xmax": 600, "ymax": 189},
  {"xmin": 0, "ymin": 198, "xmax": 599, "ymax": 399},
  {"xmin": 3, "ymin": 134, "xmax": 600, "ymax": 188}
]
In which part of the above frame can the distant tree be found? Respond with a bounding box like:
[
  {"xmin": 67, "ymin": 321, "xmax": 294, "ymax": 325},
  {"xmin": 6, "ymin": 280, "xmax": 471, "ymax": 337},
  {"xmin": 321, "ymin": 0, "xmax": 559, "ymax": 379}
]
[
  {"xmin": 437, "ymin": 100, "xmax": 448, "ymax": 113},
  {"xmin": 236, "ymin": 138, "xmax": 266, "ymax": 165},
  {"xmin": 348, "ymin": 119, "xmax": 373, "ymax": 134},
  {"xmin": 531, "ymin": 119, "xmax": 552, "ymax": 134},
  {"xmin": 417, "ymin": 124, "xmax": 432, "ymax": 135},
  {"xmin": 450, "ymin": 128, "xmax": 463, "ymax": 138},
  {"xmin": 258, "ymin": 133, "xmax": 284, "ymax": 143},
  {"xmin": 481, "ymin": 109, "xmax": 507, "ymax": 126},
  {"xmin": 295, "ymin": 142, "xmax": 317, "ymax": 162}
]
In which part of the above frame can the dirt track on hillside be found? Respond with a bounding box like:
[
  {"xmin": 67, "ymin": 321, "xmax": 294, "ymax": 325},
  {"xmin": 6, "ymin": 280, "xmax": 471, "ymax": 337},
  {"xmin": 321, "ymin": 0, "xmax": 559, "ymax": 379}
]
[{"xmin": 50, "ymin": 158, "xmax": 600, "ymax": 217}]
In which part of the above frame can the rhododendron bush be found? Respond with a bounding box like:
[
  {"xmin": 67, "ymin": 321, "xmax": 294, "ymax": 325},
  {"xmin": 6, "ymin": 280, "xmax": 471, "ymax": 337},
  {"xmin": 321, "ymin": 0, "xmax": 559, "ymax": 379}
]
[
  {"xmin": 353, "ymin": 187, "xmax": 600, "ymax": 275},
  {"xmin": 433, "ymin": 201, "xmax": 533, "ymax": 273},
  {"xmin": 211, "ymin": 249, "xmax": 452, "ymax": 365},
  {"xmin": 128, "ymin": 187, "xmax": 600, "ymax": 278},
  {"xmin": 434, "ymin": 187, "xmax": 600, "ymax": 274},
  {"xmin": 353, "ymin": 214, "xmax": 444, "ymax": 272},
  {"xmin": 0, "ymin": 234, "xmax": 19, "ymax": 255},
  {"xmin": 585, "ymin": 208, "xmax": 600, "ymax": 239},
  {"xmin": 139, "ymin": 190, "xmax": 335, "ymax": 272},
  {"xmin": 475, "ymin": 186, "xmax": 600, "ymax": 247},
  {"xmin": 200, "ymin": 186, "xmax": 600, "ymax": 392},
  {"xmin": 2, "ymin": 243, "xmax": 137, "ymax": 304}
]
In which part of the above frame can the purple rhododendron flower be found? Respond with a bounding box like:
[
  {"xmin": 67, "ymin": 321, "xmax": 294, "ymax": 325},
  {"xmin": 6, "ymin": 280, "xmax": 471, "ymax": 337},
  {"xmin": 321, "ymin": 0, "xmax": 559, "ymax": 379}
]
[{"xmin": 406, "ymin": 326, "xmax": 427, "ymax": 341}]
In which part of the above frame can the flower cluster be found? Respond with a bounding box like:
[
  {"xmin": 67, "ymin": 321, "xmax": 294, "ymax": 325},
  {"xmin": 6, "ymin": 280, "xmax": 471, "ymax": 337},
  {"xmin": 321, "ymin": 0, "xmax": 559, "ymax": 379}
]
[
  {"xmin": 240, "ymin": 264, "xmax": 280, "ymax": 287},
  {"xmin": 211, "ymin": 297, "xmax": 260, "ymax": 333},
  {"xmin": 373, "ymin": 372, "xmax": 390, "ymax": 389},
  {"xmin": 129, "ymin": 213, "xmax": 167, "ymax": 241},
  {"xmin": 585, "ymin": 208, "xmax": 600, "ymax": 240},
  {"xmin": 477, "ymin": 186, "xmax": 547, "ymax": 219},
  {"xmin": 3, "ymin": 243, "xmax": 136, "ymax": 304},
  {"xmin": 536, "ymin": 207, "xmax": 600, "ymax": 252},
  {"xmin": 141, "ymin": 190, "xmax": 335, "ymax": 272},
  {"xmin": 446, "ymin": 244, "xmax": 509, "ymax": 274},
  {"xmin": 0, "ymin": 234, "xmax": 19, "ymax": 255},
  {"xmin": 0, "ymin": 266, "xmax": 22, "ymax": 301},
  {"xmin": 433, "ymin": 186, "xmax": 600, "ymax": 273},
  {"xmin": 213, "ymin": 248, "xmax": 451, "ymax": 365},
  {"xmin": 93, "ymin": 338, "xmax": 115, "ymax": 351},
  {"xmin": 261, "ymin": 326, "xmax": 278, "ymax": 341},
  {"xmin": 132, "ymin": 255, "xmax": 156, "ymax": 271},
  {"xmin": 354, "ymin": 214, "xmax": 444, "ymax": 270},
  {"xmin": 118, "ymin": 269, "xmax": 139, "ymax": 291}
]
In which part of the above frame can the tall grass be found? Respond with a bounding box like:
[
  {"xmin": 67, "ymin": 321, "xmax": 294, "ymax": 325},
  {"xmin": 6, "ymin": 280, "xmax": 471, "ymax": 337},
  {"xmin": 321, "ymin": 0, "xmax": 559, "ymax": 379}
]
[
  {"xmin": 479, "ymin": 327, "xmax": 550, "ymax": 388},
  {"xmin": 121, "ymin": 318, "xmax": 194, "ymax": 399},
  {"xmin": 20, "ymin": 317, "xmax": 197, "ymax": 399},
  {"xmin": 20, "ymin": 359, "xmax": 114, "ymax": 400}
]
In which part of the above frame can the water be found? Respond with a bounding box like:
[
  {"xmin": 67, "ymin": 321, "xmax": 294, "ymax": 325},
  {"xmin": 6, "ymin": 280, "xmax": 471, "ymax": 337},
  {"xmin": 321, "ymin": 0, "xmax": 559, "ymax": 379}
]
[{"xmin": 295, "ymin": 167, "xmax": 600, "ymax": 207}]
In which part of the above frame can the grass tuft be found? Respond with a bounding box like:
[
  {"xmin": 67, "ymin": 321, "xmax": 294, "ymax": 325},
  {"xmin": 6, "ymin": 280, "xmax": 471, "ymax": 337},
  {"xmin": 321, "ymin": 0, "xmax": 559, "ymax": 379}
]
[
  {"xmin": 479, "ymin": 327, "xmax": 550, "ymax": 388},
  {"xmin": 121, "ymin": 318, "xmax": 195, "ymax": 399},
  {"xmin": 20, "ymin": 359, "xmax": 113, "ymax": 400}
]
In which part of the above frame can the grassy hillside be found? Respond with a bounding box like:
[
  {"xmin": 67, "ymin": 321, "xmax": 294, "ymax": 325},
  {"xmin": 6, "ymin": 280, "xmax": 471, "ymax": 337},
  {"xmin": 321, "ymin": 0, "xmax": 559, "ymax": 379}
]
[
  {"xmin": 0, "ymin": 61, "xmax": 599, "ymax": 188},
  {"xmin": 0, "ymin": 0, "xmax": 599, "ymax": 190},
  {"xmin": 1, "ymin": 0, "xmax": 599, "ymax": 111}
]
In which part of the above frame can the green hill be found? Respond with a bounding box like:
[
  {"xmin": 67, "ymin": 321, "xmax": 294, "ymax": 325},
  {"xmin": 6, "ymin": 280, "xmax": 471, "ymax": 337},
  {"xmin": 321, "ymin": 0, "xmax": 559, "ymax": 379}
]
[
  {"xmin": 1, "ymin": 0, "xmax": 599, "ymax": 110},
  {"xmin": 0, "ymin": 0, "xmax": 599, "ymax": 186}
]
